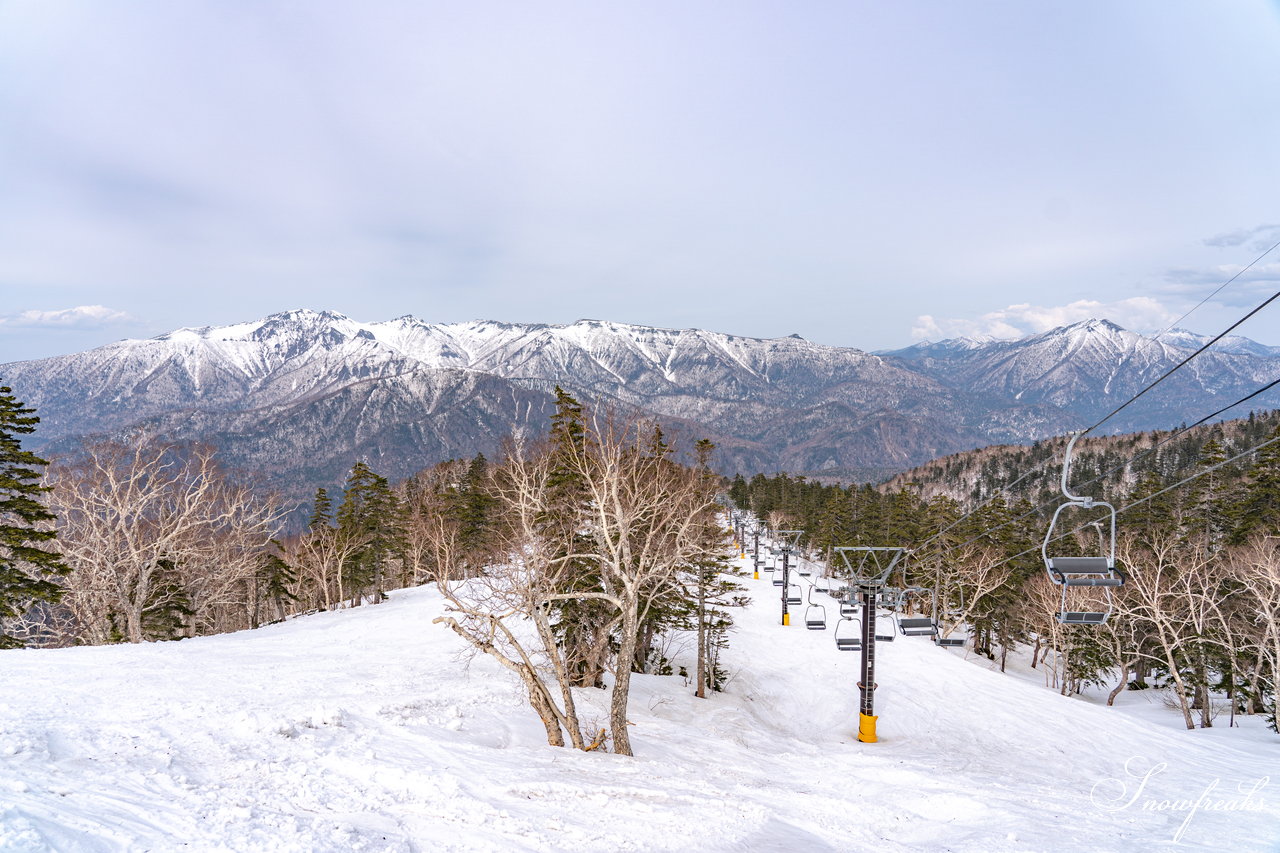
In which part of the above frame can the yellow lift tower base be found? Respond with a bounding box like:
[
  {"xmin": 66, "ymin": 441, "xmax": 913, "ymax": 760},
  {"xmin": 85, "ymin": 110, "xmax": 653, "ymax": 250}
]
[
  {"xmin": 858, "ymin": 713, "xmax": 878, "ymax": 743},
  {"xmin": 782, "ymin": 613, "xmax": 790, "ymax": 626}
]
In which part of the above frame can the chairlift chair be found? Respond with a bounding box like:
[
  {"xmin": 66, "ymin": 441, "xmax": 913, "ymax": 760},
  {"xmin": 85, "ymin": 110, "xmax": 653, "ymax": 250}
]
[
  {"xmin": 1043, "ymin": 433, "xmax": 1126, "ymax": 625},
  {"xmin": 898, "ymin": 617, "xmax": 938, "ymax": 638},
  {"xmin": 930, "ymin": 591, "xmax": 968, "ymax": 647},
  {"xmin": 804, "ymin": 584, "xmax": 827, "ymax": 629},
  {"xmin": 785, "ymin": 584, "xmax": 802, "ymax": 606},
  {"xmin": 835, "ymin": 617, "xmax": 862, "ymax": 651}
]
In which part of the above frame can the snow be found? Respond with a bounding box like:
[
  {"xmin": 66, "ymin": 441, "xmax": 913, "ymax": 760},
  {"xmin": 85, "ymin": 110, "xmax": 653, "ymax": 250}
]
[{"xmin": 2, "ymin": 557, "xmax": 1279, "ymax": 852}]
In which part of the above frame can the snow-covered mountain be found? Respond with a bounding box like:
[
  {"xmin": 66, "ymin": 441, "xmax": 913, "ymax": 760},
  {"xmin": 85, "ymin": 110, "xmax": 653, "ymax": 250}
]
[
  {"xmin": 880, "ymin": 318, "xmax": 1280, "ymax": 429},
  {"xmin": 4, "ymin": 310, "xmax": 1279, "ymax": 497}
]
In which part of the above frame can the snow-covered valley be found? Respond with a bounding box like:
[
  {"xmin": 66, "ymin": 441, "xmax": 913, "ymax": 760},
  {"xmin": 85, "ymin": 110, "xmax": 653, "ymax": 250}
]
[{"xmin": 2, "ymin": 556, "xmax": 1277, "ymax": 852}]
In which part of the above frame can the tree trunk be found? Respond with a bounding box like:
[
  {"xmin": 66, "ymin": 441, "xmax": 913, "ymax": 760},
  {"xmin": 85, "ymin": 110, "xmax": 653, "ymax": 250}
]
[
  {"xmin": 525, "ymin": 677, "xmax": 565, "ymax": 748},
  {"xmin": 610, "ymin": 606, "xmax": 639, "ymax": 756},
  {"xmin": 1166, "ymin": 659, "xmax": 1196, "ymax": 730},
  {"xmin": 125, "ymin": 605, "xmax": 144, "ymax": 644},
  {"xmin": 1107, "ymin": 661, "xmax": 1131, "ymax": 706},
  {"xmin": 695, "ymin": 579, "xmax": 707, "ymax": 699}
]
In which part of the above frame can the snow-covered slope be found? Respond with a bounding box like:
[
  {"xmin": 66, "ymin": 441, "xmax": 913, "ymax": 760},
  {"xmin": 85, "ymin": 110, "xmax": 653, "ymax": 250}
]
[{"xmin": 2, "ymin": 555, "xmax": 1277, "ymax": 851}]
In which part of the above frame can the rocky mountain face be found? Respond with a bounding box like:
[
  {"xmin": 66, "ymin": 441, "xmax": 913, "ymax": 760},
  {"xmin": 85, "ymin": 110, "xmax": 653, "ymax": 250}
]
[
  {"xmin": 880, "ymin": 319, "xmax": 1280, "ymax": 433},
  {"xmin": 3, "ymin": 311, "xmax": 1278, "ymax": 499}
]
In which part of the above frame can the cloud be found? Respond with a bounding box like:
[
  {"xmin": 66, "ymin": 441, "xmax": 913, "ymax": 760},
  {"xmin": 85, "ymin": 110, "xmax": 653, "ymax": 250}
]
[
  {"xmin": 0, "ymin": 305, "xmax": 133, "ymax": 329},
  {"xmin": 912, "ymin": 297, "xmax": 1178, "ymax": 342},
  {"xmin": 1162, "ymin": 262, "xmax": 1280, "ymax": 287},
  {"xmin": 1202, "ymin": 224, "xmax": 1280, "ymax": 250},
  {"xmin": 1155, "ymin": 262, "xmax": 1280, "ymax": 308}
]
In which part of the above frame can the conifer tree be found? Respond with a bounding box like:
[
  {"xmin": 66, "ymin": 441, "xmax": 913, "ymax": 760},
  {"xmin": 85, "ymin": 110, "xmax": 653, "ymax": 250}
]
[
  {"xmin": 1229, "ymin": 426, "xmax": 1280, "ymax": 544},
  {"xmin": 727, "ymin": 474, "xmax": 749, "ymax": 509},
  {"xmin": 252, "ymin": 548, "xmax": 297, "ymax": 627},
  {"xmin": 543, "ymin": 388, "xmax": 613, "ymax": 687},
  {"xmin": 337, "ymin": 462, "xmax": 400, "ymax": 605},
  {"xmin": 688, "ymin": 438, "xmax": 746, "ymax": 696},
  {"xmin": 0, "ymin": 384, "xmax": 68, "ymax": 647},
  {"xmin": 309, "ymin": 487, "xmax": 333, "ymax": 530},
  {"xmin": 1183, "ymin": 437, "xmax": 1230, "ymax": 548}
]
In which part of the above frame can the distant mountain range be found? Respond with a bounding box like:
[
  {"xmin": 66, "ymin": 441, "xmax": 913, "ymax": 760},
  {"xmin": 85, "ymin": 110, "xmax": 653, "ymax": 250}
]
[{"xmin": 4, "ymin": 310, "xmax": 1279, "ymax": 499}]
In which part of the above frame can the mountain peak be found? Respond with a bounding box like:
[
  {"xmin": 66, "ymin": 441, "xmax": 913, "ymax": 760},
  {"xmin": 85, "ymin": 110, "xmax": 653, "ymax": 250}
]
[{"xmin": 1060, "ymin": 317, "xmax": 1125, "ymax": 334}]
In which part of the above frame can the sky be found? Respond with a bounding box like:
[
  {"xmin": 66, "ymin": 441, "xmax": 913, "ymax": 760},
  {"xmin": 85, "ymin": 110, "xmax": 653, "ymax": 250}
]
[{"xmin": 1, "ymin": 0, "xmax": 1279, "ymax": 363}]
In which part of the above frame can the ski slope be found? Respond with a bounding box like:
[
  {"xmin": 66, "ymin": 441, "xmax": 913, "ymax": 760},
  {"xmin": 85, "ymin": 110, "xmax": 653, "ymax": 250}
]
[{"xmin": 1, "ymin": 554, "xmax": 1277, "ymax": 852}]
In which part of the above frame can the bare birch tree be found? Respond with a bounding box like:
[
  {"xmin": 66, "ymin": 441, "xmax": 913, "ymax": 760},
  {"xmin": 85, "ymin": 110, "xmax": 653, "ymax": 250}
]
[
  {"xmin": 49, "ymin": 439, "xmax": 284, "ymax": 643},
  {"xmin": 1229, "ymin": 536, "xmax": 1280, "ymax": 726},
  {"xmin": 430, "ymin": 436, "xmax": 595, "ymax": 750},
  {"xmin": 558, "ymin": 414, "xmax": 722, "ymax": 756}
]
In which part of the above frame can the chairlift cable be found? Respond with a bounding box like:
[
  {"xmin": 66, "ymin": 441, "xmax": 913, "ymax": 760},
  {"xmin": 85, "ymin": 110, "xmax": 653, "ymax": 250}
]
[
  {"xmin": 920, "ymin": 372, "xmax": 1280, "ymax": 559},
  {"xmin": 1080, "ymin": 285, "xmax": 1280, "ymax": 438},
  {"xmin": 1149, "ymin": 235, "xmax": 1280, "ymax": 346},
  {"xmin": 976, "ymin": 430, "xmax": 1280, "ymax": 575}
]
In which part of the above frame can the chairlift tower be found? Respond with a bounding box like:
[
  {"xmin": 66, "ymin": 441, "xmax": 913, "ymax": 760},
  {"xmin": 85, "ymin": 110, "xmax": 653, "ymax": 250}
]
[
  {"xmin": 745, "ymin": 519, "xmax": 763, "ymax": 579},
  {"xmin": 833, "ymin": 546, "xmax": 907, "ymax": 744},
  {"xmin": 775, "ymin": 530, "xmax": 804, "ymax": 626}
]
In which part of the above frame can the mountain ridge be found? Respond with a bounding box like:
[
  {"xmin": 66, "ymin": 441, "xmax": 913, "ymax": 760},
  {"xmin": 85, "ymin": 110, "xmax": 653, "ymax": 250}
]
[{"xmin": 5, "ymin": 310, "xmax": 1279, "ymax": 499}]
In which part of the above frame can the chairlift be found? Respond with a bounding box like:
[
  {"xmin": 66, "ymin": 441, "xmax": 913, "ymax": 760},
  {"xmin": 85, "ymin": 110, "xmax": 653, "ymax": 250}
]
[
  {"xmin": 1043, "ymin": 432, "xmax": 1126, "ymax": 625},
  {"xmin": 931, "ymin": 588, "xmax": 968, "ymax": 648},
  {"xmin": 835, "ymin": 617, "xmax": 862, "ymax": 651},
  {"xmin": 785, "ymin": 583, "xmax": 802, "ymax": 606},
  {"xmin": 804, "ymin": 585, "xmax": 827, "ymax": 630},
  {"xmin": 894, "ymin": 586, "xmax": 940, "ymax": 638},
  {"xmin": 898, "ymin": 616, "xmax": 938, "ymax": 638}
]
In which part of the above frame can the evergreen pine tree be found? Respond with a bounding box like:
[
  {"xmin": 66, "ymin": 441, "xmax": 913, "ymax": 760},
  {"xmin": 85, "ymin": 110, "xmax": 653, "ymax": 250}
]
[
  {"xmin": 309, "ymin": 487, "xmax": 333, "ymax": 530},
  {"xmin": 253, "ymin": 548, "xmax": 298, "ymax": 626},
  {"xmin": 454, "ymin": 453, "xmax": 496, "ymax": 552},
  {"xmin": 337, "ymin": 462, "xmax": 399, "ymax": 605},
  {"xmin": 0, "ymin": 384, "xmax": 69, "ymax": 647},
  {"xmin": 1229, "ymin": 426, "xmax": 1280, "ymax": 544},
  {"xmin": 543, "ymin": 388, "xmax": 613, "ymax": 687}
]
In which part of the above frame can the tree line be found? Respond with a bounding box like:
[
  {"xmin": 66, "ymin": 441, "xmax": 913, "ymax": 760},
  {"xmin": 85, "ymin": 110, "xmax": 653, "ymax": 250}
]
[
  {"xmin": 0, "ymin": 384, "xmax": 742, "ymax": 756},
  {"xmin": 729, "ymin": 416, "xmax": 1280, "ymax": 733}
]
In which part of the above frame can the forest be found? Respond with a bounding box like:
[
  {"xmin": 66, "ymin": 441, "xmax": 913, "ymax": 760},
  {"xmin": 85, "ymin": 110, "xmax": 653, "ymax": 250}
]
[
  {"xmin": 0, "ymin": 385, "xmax": 742, "ymax": 756},
  {"xmin": 7, "ymin": 376, "xmax": 1280, "ymax": 749},
  {"xmin": 727, "ymin": 411, "xmax": 1280, "ymax": 732}
]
